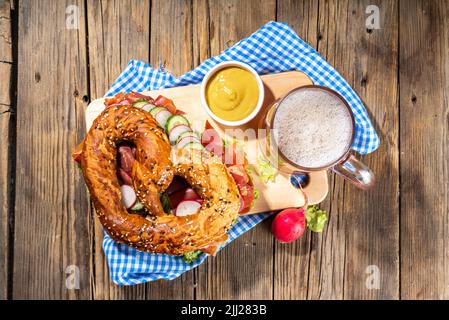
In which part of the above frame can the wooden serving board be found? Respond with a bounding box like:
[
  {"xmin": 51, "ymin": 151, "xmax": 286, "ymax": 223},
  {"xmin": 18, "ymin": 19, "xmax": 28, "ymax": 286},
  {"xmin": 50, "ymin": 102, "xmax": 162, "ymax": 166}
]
[{"xmin": 85, "ymin": 71, "xmax": 328, "ymax": 214}]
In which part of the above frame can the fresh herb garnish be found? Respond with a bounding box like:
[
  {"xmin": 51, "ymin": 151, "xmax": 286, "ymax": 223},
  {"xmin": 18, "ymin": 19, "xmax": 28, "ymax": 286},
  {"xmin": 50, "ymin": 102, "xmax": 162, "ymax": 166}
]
[
  {"xmin": 251, "ymin": 189, "xmax": 260, "ymax": 209},
  {"xmin": 305, "ymin": 205, "xmax": 328, "ymax": 232},
  {"xmin": 245, "ymin": 164, "xmax": 254, "ymax": 177},
  {"xmin": 182, "ymin": 250, "xmax": 203, "ymax": 263},
  {"xmin": 223, "ymin": 136, "xmax": 244, "ymax": 149},
  {"xmin": 159, "ymin": 192, "xmax": 172, "ymax": 214},
  {"xmin": 254, "ymin": 189, "xmax": 260, "ymax": 200},
  {"xmin": 257, "ymin": 156, "xmax": 277, "ymax": 183}
]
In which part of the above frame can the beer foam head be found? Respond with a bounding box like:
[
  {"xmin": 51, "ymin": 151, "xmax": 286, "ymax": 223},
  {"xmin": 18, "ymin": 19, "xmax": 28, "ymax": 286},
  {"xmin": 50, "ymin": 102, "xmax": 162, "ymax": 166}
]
[{"xmin": 273, "ymin": 88, "xmax": 353, "ymax": 169}]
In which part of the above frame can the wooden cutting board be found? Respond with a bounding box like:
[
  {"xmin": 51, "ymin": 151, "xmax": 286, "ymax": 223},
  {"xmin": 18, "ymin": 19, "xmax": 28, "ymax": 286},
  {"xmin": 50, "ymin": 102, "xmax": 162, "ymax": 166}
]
[{"xmin": 85, "ymin": 71, "xmax": 328, "ymax": 214}]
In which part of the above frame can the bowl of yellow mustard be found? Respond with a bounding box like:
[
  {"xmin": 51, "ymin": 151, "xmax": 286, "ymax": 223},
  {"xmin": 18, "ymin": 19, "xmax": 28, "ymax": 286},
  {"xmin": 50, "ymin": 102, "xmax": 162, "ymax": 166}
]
[{"xmin": 200, "ymin": 61, "xmax": 264, "ymax": 126}]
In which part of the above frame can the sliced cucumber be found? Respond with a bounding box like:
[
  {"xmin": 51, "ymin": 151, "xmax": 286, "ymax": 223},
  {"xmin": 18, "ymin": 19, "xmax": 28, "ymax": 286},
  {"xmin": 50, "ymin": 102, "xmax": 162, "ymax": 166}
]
[
  {"xmin": 155, "ymin": 109, "xmax": 172, "ymax": 129},
  {"xmin": 130, "ymin": 201, "xmax": 144, "ymax": 211},
  {"xmin": 133, "ymin": 101, "xmax": 149, "ymax": 109},
  {"xmin": 142, "ymin": 104, "xmax": 157, "ymax": 113},
  {"xmin": 177, "ymin": 135, "xmax": 201, "ymax": 149},
  {"xmin": 177, "ymin": 131, "xmax": 200, "ymax": 143},
  {"xmin": 182, "ymin": 141, "xmax": 204, "ymax": 151},
  {"xmin": 169, "ymin": 125, "xmax": 191, "ymax": 145},
  {"xmin": 165, "ymin": 115, "xmax": 190, "ymax": 133},
  {"xmin": 149, "ymin": 106, "xmax": 166, "ymax": 118}
]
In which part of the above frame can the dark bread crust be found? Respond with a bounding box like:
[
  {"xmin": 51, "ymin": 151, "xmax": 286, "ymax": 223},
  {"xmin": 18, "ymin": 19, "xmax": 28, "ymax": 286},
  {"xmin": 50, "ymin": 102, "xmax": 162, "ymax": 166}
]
[{"xmin": 80, "ymin": 105, "xmax": 240, "ymax": 255}]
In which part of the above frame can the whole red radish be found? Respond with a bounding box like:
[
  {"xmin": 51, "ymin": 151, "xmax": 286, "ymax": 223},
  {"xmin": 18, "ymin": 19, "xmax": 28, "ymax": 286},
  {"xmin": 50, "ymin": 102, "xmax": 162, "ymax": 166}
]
[{"xmin": 272, "ymin": 208, "xmax": 306, "ymax": 243}]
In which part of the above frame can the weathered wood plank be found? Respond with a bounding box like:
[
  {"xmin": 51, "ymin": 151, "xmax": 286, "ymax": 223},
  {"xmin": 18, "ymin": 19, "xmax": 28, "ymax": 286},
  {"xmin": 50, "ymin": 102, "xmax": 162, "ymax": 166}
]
[
  {"xmin": 0, "ymin": 0, "xmax": 12, "ymax": 300},
  {"xmin": 0, "ymin": 62, "xmax": 11, "ymax": 106},
  {"xmin": 86, "ymin": 0, "xmax": 150, "ymax": 299},
  {"xmin": 0, "ymin": 103, "xmax": 10, "ymax": 301},
  {"xmin": 195, "ymin": 0, "xmax": 277, "ymax": 300},
  {"xmin": 337, "ymin": 0, "xmax": 399, "ymax": 299},
  {"xmin": 192, "ymin": 0, "xmax": 210, "ymax": 67},
  {"xmin": 150, "ymin": 0, "xmax": 193, "ymax": 76},
  {"xmin": 0, "ymin": 0, "xmax": 12, "ymax": 63},
  {"xmin": 13, "ymin": 0, "xmax": 91, "ymax": 299},
  {"xmin": 0, "ymin": 0, "xmax": 12, "ymax": 105},
  {"xmin": 0, "ymin": 105, "xmax": 9, "ymax": 300},
  {"xmin": 87, "ymin": 0, "xmax": 150, "ymax": 97},
  {"xmin": 400, "ymin": 0, "xmax": 449, "ymax": 299},
  {"xmin": 276, "ymin": 0, "xmax": 400, "ymax": 299}
]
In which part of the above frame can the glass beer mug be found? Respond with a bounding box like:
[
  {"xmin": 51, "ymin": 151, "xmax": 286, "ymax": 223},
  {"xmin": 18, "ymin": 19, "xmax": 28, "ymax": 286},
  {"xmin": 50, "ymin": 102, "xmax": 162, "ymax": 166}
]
[{"xmin": 258, "ymin": 85, "xmax": 375, "ymax": 190}]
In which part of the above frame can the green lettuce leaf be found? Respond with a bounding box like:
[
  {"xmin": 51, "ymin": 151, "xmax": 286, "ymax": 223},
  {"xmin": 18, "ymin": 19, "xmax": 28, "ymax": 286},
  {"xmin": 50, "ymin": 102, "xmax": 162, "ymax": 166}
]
[
  {"xmin": 159, "ymin": 192, "xmax": 172, "ymax": 214},
  {"xmin": 245, "ymin": 164, "xmax": 254, "ymax": 177},
  {"xmin": 182, "ymin": 250, "xmax": 203, "ymax": 263},
  {"xmin": 254, "ymin": 189, "xmax": 260, "ymax": 200},
  {"xmin": 305, "ymin": 205, "xmax": 328, "ymax": 232},
  {"xmin": 223, "ymin": 136, "xmax": 244, "ymax": 149},
  {"xmin": 257, "ymin": 157, "xmax": 277, "ymax": 183},
  {"xmin": 251, "ymin": 189, "xmax": 260, "ymax": 209}
]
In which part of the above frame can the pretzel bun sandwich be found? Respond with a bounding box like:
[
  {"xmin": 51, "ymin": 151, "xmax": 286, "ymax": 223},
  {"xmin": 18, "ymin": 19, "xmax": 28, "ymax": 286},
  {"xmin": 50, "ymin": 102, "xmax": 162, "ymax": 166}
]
[{"xmin": 73, "ymin": 92, "xmax": 251, "ymax": 256}]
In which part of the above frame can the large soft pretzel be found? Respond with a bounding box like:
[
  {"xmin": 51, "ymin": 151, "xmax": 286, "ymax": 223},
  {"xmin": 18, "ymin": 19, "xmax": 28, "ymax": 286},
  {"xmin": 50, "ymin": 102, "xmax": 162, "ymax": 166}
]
[{"xmin": 79, "ymin": 104, "xmax": 240, "ymax": 255}]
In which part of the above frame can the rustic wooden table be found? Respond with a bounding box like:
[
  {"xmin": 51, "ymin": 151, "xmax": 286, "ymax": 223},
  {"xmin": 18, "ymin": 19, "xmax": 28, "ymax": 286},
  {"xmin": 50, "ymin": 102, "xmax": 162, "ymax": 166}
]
[{"xmin": 1, "ymin": 0, "xmax": 448, "ymax": 300}]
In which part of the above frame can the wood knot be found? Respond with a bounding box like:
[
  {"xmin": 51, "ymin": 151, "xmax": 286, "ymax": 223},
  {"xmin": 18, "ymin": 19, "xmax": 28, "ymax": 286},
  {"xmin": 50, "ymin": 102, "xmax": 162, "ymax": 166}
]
[
  {"xmin": 361, "ymin": 76, "xmax": 368, "ymax": 87},
  {"xmin": 34, "ymin": 72, "xmax": 41, "ymax": 83}
]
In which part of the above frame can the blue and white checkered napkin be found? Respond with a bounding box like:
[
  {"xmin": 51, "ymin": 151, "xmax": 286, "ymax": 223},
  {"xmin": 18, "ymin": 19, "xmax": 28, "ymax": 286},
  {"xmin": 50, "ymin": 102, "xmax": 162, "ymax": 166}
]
[{"xmin": 103, "ymin": 21, "xmax": 380, "ymax": 285}]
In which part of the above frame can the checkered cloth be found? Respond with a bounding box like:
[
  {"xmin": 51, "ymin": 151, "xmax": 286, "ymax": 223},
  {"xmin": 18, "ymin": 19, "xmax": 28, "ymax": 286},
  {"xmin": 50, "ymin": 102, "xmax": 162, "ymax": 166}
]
[{"xmin": 103, "ymin": 21, "xmax": 379, "ymax": 285}]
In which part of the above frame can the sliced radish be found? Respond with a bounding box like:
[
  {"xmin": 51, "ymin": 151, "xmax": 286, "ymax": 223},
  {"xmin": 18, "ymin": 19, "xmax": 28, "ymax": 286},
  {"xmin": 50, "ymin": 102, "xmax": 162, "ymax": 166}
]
[
  {"xmin": 121, "ymin": 185, "xmax": 137, "ymax": 209},
  {"xmin": 169, "ymin": 124, "xmax": 191, "ymax": 144},
  {"xmin": 177, "ymin": 135, "xmax": 201, "ymax": 149},
  {"xmin": 155, "ymin": 109, "xmax": 172, "ymax": 129},
  {"xmin": 182, "ymin": 188, "xmax": 201, "ymax": 202},
  {"xmin": 169, "ymin": 188, "xmax": 201, "ymax": 209},
  {"xmin": 169, "ymin": 190, "xmax": 187, "ymax": 209},
  {"xmin": 176, "ymin": 200, "xmax": 201, "ymax": 217}
]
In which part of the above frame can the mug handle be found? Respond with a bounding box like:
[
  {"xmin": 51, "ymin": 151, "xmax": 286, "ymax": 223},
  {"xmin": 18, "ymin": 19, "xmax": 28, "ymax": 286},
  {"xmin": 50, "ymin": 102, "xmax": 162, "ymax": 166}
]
[{"xmin": 331, "ymin": 154, "xmax": 375, "ymax": 190}]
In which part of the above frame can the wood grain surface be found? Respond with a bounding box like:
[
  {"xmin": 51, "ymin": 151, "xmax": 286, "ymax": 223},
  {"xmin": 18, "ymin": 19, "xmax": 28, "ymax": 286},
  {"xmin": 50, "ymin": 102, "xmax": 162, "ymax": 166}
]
[
  {"xmin": 399, "ymin": 0, "xmax": 449, "ymax": 299},
  {"xmin": 0, "ymin": 0, "xmax": 12, "ymax": 301},
  {"xmin": 13, "ymin": 0, "xmax": 91, "ymax": 299},
  {"xmin": 1, "ymin": 0, "xmax": 448, "ymax": 300},
  {"xmin": 273, "ymin": 0, "xmax": 399, "ymax": 300},
  {"xmin": 86, "ymin": 0, "xmax": 151, "ymax": 300}
]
